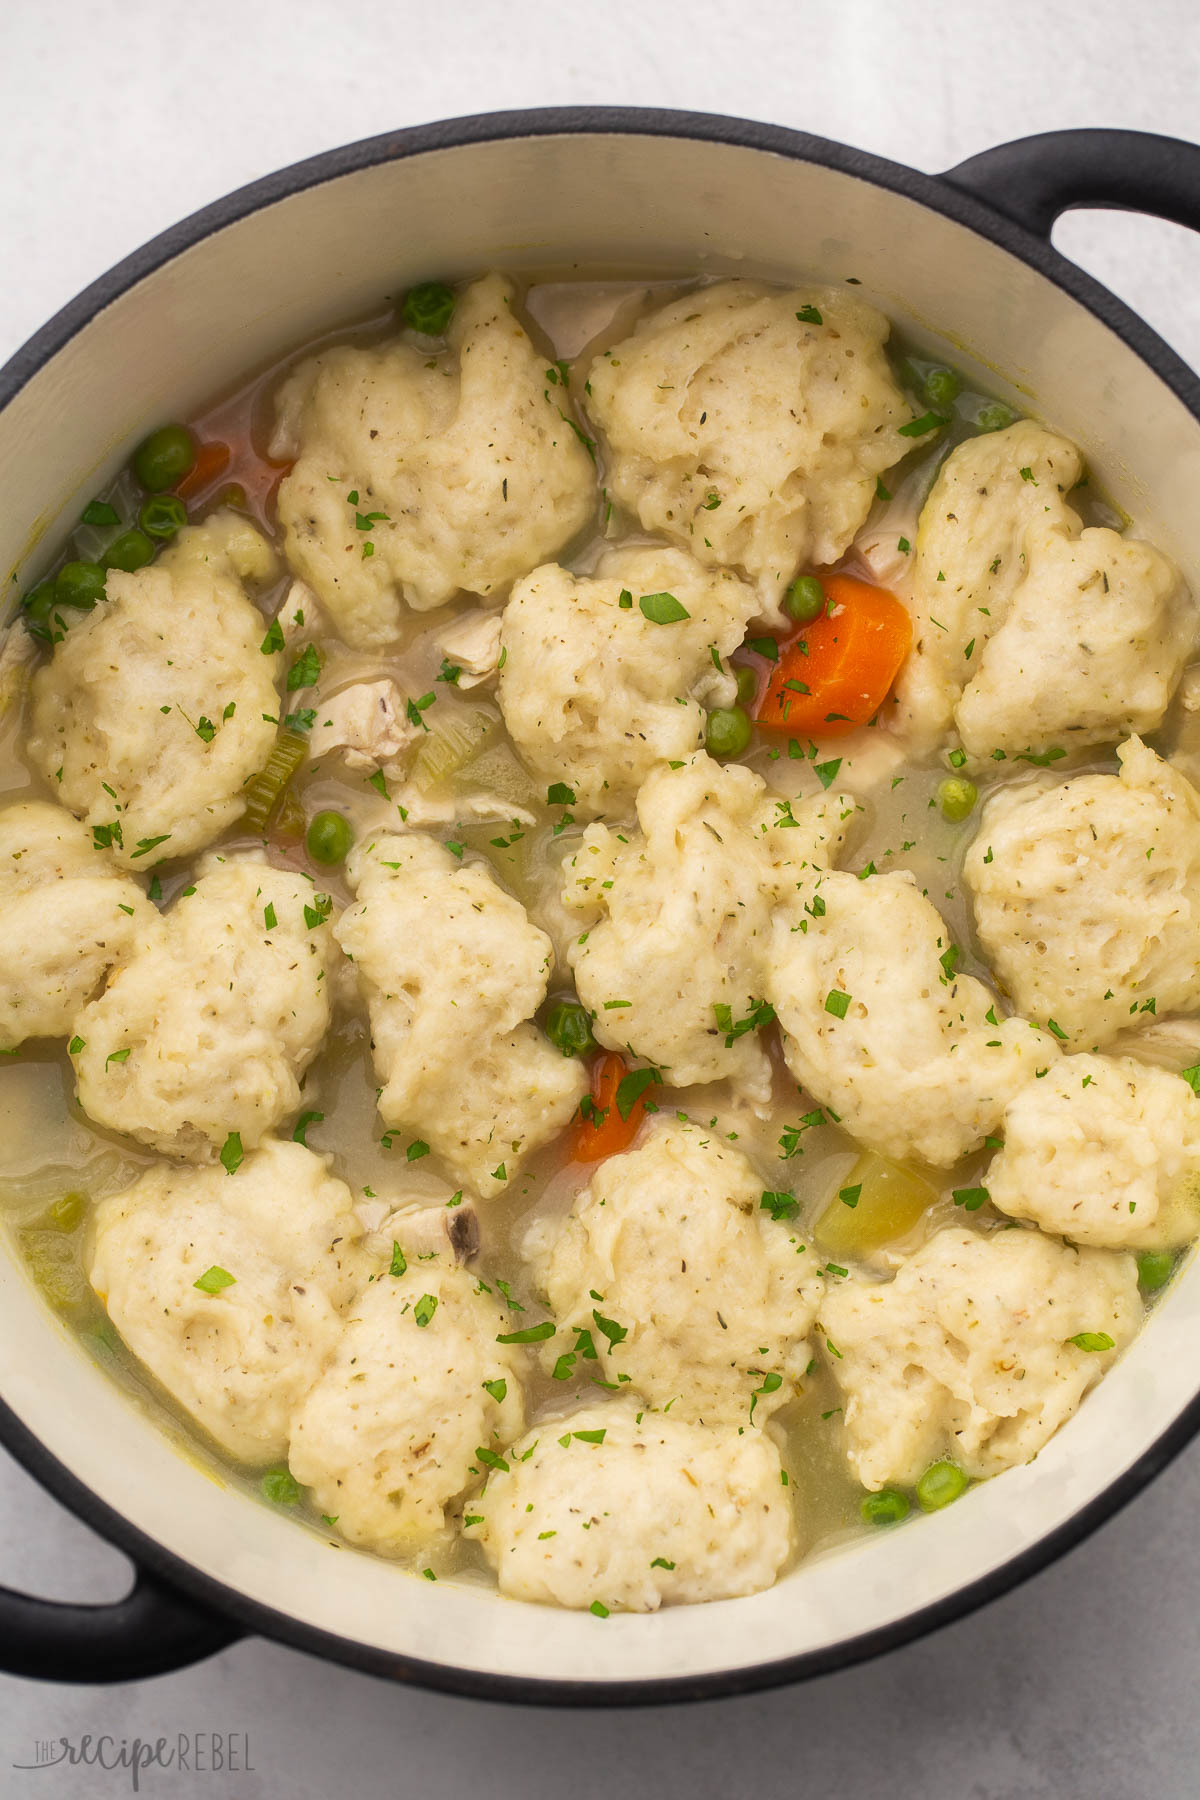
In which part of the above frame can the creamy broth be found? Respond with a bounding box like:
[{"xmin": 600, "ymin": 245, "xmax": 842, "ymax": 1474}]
[{"xmin": 0, "ymin": 273, "xmax": 1186, "ymax": 1594}]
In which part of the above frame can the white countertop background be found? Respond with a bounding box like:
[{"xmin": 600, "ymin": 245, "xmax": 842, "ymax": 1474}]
[{"xmin": 1, "ymin": 1, "xmax": 1198, "ymax": 1793}]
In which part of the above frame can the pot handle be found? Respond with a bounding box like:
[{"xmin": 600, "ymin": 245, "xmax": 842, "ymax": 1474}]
[
  {"xmin": 943, "ymin": 128, "xmax": 1200, "ymax": 239},
  {"xmin": 0, "ymin": 1569, "xmax": 242, "ymax": 1683}
]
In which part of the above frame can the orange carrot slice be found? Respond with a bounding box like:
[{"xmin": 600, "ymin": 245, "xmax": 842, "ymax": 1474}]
[{"xmin": 756, "ymin": 574, "xmax": 912, "ymax": 738}]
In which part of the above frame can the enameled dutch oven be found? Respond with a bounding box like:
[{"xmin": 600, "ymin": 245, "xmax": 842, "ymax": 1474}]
[{"xmin": 2, "ymin": 109, "xmax": 1200, "ymax": 1702}]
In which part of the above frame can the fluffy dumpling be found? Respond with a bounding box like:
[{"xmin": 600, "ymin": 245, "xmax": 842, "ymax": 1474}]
[
  {"xmin": 334, "ymin": 833, "xmax": 586, "ymax": 1197},
  {"xmin": 0, "ymin": 801, "xmax": 154, "ymax": 1047},
  {"xmin": 564, "ymin": 754, "xmax": 854, "ymax": 1099},
  {"xmin": 585, "ymin": 280, "xmax": 912, "ymax": 605},
  {"xmin": 464, "ymin": 1400, "xmax": 792, "ymax": 1611},
  {"xmin": 271, "ymin": 272, "xmax": 596, "ymax": 648},
  {"xmin": 87, "ymin": 1139, "xmax": 365, "ymax": 1464},
  {"xmin": 987, "ymin": 1053, "xmax": 1200, "ymax": 1248},
  {"xmin": 821, "ymin": 1226, "xmax": 1142, "ymax": 1487},
  {"xmin": 528, "ymin": 1121, "xmax": 823, "ymax": 1423},
  {"xmin": 288, "ymin": 1256, "xmax": 524, "ymax": 1554},
  {"xmin": 964, "ymin": 737, "xmax": 1200, "ymax": 1048},
  {"xmin": 72, "ymin": 858, "xmax": 335, "ymax": 1158},
  {"xmin": 497, "ymin": 546, "xmax": 759, "ymax": 818},
  {"xmin": 27, "ymin": 513, "xmax": 280, "ymax": 866},
  {"xmin": 893, "ymin": 421, "xmax": 1192, "ymax": 756},
  {"xmin": 768, "ymin": 868, "xmax": 1057, "ymax": 1166}
]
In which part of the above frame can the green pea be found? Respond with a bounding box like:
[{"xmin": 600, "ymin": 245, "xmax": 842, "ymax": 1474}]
[
  {"xmin": 735, "ymin": 665, "xmax": 758, "ymax": 706},
  {"xmin": 705, "ymin": 705, "xmax": 753, "ymax": 758},
  {"xmin": 138, "ymin": 494, "xmax": 188, "ymax": 540},
  {"xmin": 133, "ymin": 423, "xmax": 197, "ymax": 492},
  {"xmin": 937, "ymin": 776, "xmax": 978, "ymax": 822},
  {"xmin": 916, "ymin": 1460, "xmax": 969, "ymax": 1512},
  {"xmin": 923, "ymin": 365, "xmax": 961, "ymax": 409},
  {"xmin": 54, "ymin": 561, "xmax": 106, "ymax": 611},
  {"xmin": 1136, "ymin": 1249, "xmax": 1175, "ymax": 1293},
  {"xmin": 783, "ymin": 575, "xmax": 826, "ymax": 624},
  {"xmin": 306, "ymin": 809, "xmax": 354, "ymax": 866},
  {"xmin": 860, "ymin": 1488, "xmax": 910, "ymax": 1526},
  {"xmin": 976, "ymin": 401, "xmax": 1017, "ymax": 434},
  {"xmin": 102, "ymin": 529, "xmax": 155, "ymax": 573},
  {"xmin": 544, "ymin": 999, "xmax": 597, "ymax": 1058},
  {"xmin": 401, "ymin": 281, "xmax": 456, "ymax": 336}
]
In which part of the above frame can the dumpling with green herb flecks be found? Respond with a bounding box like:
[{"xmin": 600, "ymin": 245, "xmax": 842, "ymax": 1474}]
[
  {"xmin": 820, "ymin": 1226, "xmax": 1141, "ymax": 1488},
  {"xmin": 288, "ymin": 1256, "xmax": 525, "ymax": 1555},
  {"xmin": 964, "ymin": 737, "xmax": 1200, "ymax": 1051},
  {"xmin": 27, "ymin": 512, "xmax": 281, "ymax": 867},
  {"xmin": 271, "ymin": 272, "xmax": 597, "ymax": 649},
  {"xmin": 525, "ymin": 1119, "xmax": 824, "ymax": 1425},
  {"xmin": 88, "ymin": 1139, "xmax": 366, "ymax": 1464},
  {"xmin": 563, "ymin": 753, "xmax": 855, "ymax": 1100},
  {"xmin": 72, "ymin": 857, "xmax": 335, "ymax": 1159},
  {"xmin": 465, "ymin": 1399, "xmax": 793, "ymax": 1611},
  {"xmin": 584, "ymin": 279, "xmax": 913, "ymax": 609},
  {"xmin": 0, "ymin": 801, "xmax": 155, "ymax": 1048},
  {"xmin": 892, "ymin": 421, "xmax": 1192, "ymax": 758}
]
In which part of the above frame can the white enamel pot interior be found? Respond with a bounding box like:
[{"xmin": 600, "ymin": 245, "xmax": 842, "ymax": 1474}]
[{"xmin": 3, "ymin": 110, "xmax": 1200, "ymax": 1700}]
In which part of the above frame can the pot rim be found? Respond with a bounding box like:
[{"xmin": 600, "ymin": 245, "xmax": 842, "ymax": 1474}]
[{"xmin": 3, "ymin": 104, "xmax": 1199, "ymax": 1704}]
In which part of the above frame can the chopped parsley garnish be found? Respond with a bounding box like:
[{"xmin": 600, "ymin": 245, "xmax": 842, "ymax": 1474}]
[
  {"xmin": 712, "ymin": 997, "xmax": 775, "ymax": 1046},
  {"xmin": 263, "ymin": 902, "xmax": 277, "ymax": 931},
  {"xmin": 952, "ymin": 1186, "xmax": 989, "ymax": 1211},
  {"xmin": 194, "ymin": 1265, "xmax": 235, "ymax": 1295},
  {"xmin": 68, "ymin": 1035, "xmax": 85, "ymax": 1055},
  {"xmin": 615, "ymin": 1065, "xmax": 662, "ymax": 1118},
  {"xmin": 547, "ymin": 782, "xmax": 576, "ymax": 806},
  {"xmin": 261, "ymin": 1468, "xmax": 301, "ymax": 1506},
  {"xmin": 475, "ymin": 1447, "xmax": 509, "ymax": 1472},
  {"xmin": 1069, "ymin": 1331, "xmax": 1115, "ymax": 1352},
  {"xmin": 747, "ymin": 635, "xmax": 779, "ymax": 662},
  {"xmin": 638, "ymin": 591, "xmax": 690, "ymax": 624},
  {"xmin": 286, "ymin": 644, "xmax": 322, "ymax": 690},
  {"xmin": 105, "ymin": 1047, "xmax": 131, "ymax": 1067},
  {"xmin": 497, "ymin": 1321, "xmax": 556, "ymax": 1345},
  {"xmin": 130, "ymin": 834, "xmax": 171, "ymax": 860},
  {"xmin": 761, "ymin": 1190, "xmax": 799, "ymax": 1222},
  {"xmin": 592, "ymin": 1308, "xmax": 628, "ymax": 1349},
  {"xmin": 815, "ymin": 757, "xmax": 842, "ymax": 790},
  {"xmin": 898, "ymin": 411, "xmax": 948, "ymax": 438},
  {"xmin": 219, "ymin": 1131, "xmax": 243, "ymax": 1176},
  {"xmin": 413, "ymin": 1294, "xmax": 438, "ymax": 1328},
  {"xmin": 839, "ymin": 1184, "xmax": 862, "ymax": 1208},
  {"xmin": 260, "ymin": 619, "xmax": 285, "ymax": 655},
  {"xmin": 824, "ymin": 988, "xmax": 851, "ymax": 1019},
  {"xmin": 483, "ymin": 1378, "xmax": 508, "ymax": 1403},
  {"xmin": 406, "ymin": 1140, "xmax": 430, "ymax": 1162},
  {"xmin": 795, "ymin": 304, "xmax": 823, "ymax": 325},
  {"xmin": 390, "ymin": 1242, "xmax": 407, "ymax": 1277}
]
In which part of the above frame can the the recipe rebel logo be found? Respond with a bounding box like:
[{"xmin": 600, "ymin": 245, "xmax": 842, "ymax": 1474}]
[{"xmin": 12, "ymin": 1732, "xmax": 254, "ymax": 1790}]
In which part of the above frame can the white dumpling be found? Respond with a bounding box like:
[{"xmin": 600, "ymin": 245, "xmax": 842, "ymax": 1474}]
[
  {"xmin": 72, "ymin": 858, "xmax": 335, "ymax": 1158},
  {"xmin": 821, "ymin": 1226, "xmax": 1141, "ymax": 1487},
  {"xmin": 27, "ymin": 513, "xmax": 280, "ymax": 866},
  {"xmin": 288, "ymin": 1256, "xmax": 524, "ymax": 1554},
  {"xmin": 893, "ymin": 421, "xmax": 1192, "ymax": 757},
  {"xmin": 768, "ymin": 868, "xmax": 1057, "ymax": 1166},
  {"xmin": 585, "ymin": 280, "xmax": 912, "ymax": 606},
  {"xmin": 464, "ymin": 1400, "xmax": 792, "ymax": 1611},
  {"xmin": 528, "ymin": 1120, "xmax": 823, "ymax": 1424},
  {"xmin": 334, "ymin": 832, "xmax": 585, "ymax": 1197},
  {"xmin": 88, "ymin": 1139, "xmax": 365, "ymax": 1464},
  {"xmin": 497, "ymin": 546, "xmax": 758, "ymax": 818},
  {"xmin": 987, "ymin": 1053, "xmax": 1200, "ymax": 1248},
  {"xmin": 271, "ymin": 273, "xmax": 596, "ymax": 648},
  {"xmin": 0, "ymin": 801, "xmax": 154, "ymax": 1047},
  {"xmin": 564, "ymin": 754, "xmax": 854, "ymax": 1099},
  {"xmin": 964, "ymin": 737, "xmax": 1200, "ymax": 1049}
]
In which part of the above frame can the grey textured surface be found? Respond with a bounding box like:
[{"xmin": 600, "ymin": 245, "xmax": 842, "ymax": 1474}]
[{"xmin": 1, "ymin": 0, "xmax": 1199, "ymax": 1793}]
